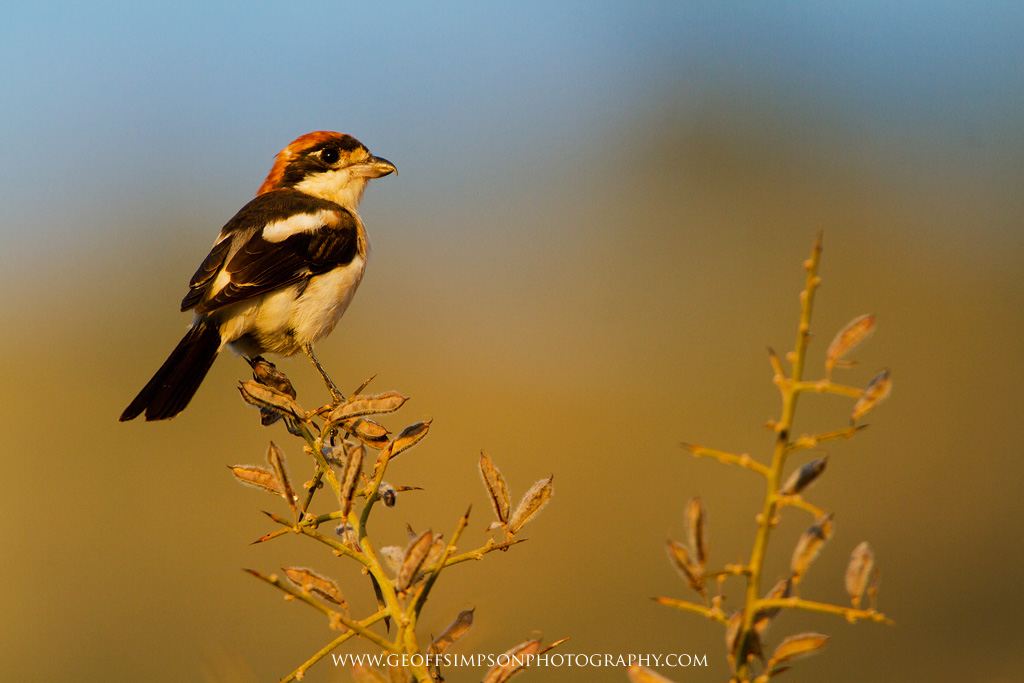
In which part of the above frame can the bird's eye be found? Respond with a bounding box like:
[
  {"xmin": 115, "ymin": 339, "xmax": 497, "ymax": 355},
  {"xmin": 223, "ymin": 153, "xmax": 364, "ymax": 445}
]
[{"xmin": 320, "ymin": 147, "xmax": 340, "ymax": 165}]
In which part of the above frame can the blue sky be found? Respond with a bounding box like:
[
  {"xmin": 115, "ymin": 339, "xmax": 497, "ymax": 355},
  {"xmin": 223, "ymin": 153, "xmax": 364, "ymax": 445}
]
[{"xmin": 2, "ymin": 2, "xmax": 1021, "ymax": 251}]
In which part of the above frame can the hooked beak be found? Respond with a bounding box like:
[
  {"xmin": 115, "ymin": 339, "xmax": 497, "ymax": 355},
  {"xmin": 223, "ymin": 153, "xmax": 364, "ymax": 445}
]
[{"xmin": 357, "ymin": 155, "xmax": 397, "ymax": 179}]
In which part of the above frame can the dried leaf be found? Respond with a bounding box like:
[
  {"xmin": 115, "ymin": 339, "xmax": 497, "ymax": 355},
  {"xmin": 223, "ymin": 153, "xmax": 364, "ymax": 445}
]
[
  {"xmin": 238, "ymin": 380, "xmax": 303, "ymax": 419},
  {"xmin": 330, "ymin": 391, "xmax": 408, "ymax": 421},
  {"xmin": 283, "ymin": 566, "xmax": 347, "ymax": 608},
  {"xmin": 852, "ymin": 370, "xmax": 892, "ymax": 421},
  {"xmin": 768, "ymin": 633, "xmax": 829, "ymax": 667},
  {"xmin": 266, "ymin": 442, "xmax": 297, "ymax": 515},
  {"xmin": 508, "ymin": 475, "xmax": 554, "ymax": 534},
  {"xmin": 780, "ymin": 456, "xmax": 829, "ymax": 496},
  {"xmin": 429, "ymin": 608, "xmax": 474, "ymax": 655},
  {"xmin": 845, "ymin": 541, "xmax": 875, "ymax": 607},
  {"xmin": 791, "ymin": 514, "xmax": 834, "ymax": 582},
  {"xmin": 390, "ymin": 421, "xmax": 431, "ymax": 459},
  {"xmin": 398, "ymin": 529, "xmax": 433, "ymax": 591},
  {"xmin": 479, "ymin": 452, "xmax": 511, "ymax": 523},
  {"xmin": 228, "ymin": 464, "xmax": 283, "ymax": 495},
  {"xmin": 826, "ymin": 314, "xmax": 875, "ymax": 373},
  {"xmin": 339, "ymin": 444, "xmax": 364, "ymax": 520},
  {"xmin": 666, "ymin": 539, "xmax": 705, "ymax": 594},
  {"xmin": 686, "ymin": 496, "xmax": 708, "ymax": 568},
  {"xmin": 626, "ymin": 665, "xmax": 678, "ymax": 683}
]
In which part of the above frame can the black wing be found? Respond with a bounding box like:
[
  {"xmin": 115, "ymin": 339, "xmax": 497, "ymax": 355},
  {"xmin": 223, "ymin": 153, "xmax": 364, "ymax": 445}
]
[{"xmin": 180, "ymin": 189, "xmax": 360, "ymax": 314}]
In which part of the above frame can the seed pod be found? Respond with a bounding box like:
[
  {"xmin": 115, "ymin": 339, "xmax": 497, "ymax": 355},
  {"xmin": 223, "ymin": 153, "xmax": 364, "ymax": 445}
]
[
  {"xmin": 666, "ymin": 539, "xmax": 705, "ymax": 594},
  {"xmin": 351, "ymin": 664, "xmax": 388, "ymax": 683},
  {"xmin": 686, "ymin": 496, "xmax": 708, "ymax": 568},
  {"xmin": 390, "ymin": 421, "xmax": 431, "ymax": 459},
  {"xmin": 754, "ymin": 577, "xmax": 792, "ymax": 635},
  {"xmin": 398, "ymin": 529, "xmax": 433, "ymax": 591},
  {"xmin": 429, "ymin": 608, "xmax": 475, "ymax": 655},
  {"xmin": 826, "ymin": 314, "xmax": 875, "ymax": 374},
  {"xmin": 482, "ymin": 638, "xmax": 542, "ymax": 683},
  {"xmin": 852, "ymin": 370, "xmax": 892, "ymax": 422},
  {"xmin": 791, "ymin": 514, "xmax": 834, "ymax": 582},
  {"xmin": 283, "ymin": 566, "xmax": 347, "ymax": 608},
  {"xmin": 339, "ymin": 444, "xmax": 364, "ymax": 519},
  {"xmin": 247, "ymin": 356, "xmax": 296, "ymax": 398},
  {"xmin": 780, "ymin": 456, "xmax": 829, "ymax": 496},
  {"xmin": 228, "ymin": 464, "xmax": 283, "ymax": 495},
  {"xmin": 321, "ymin": 444, "xmax": 345, "ymax": 467},
  {"xmin": 480, "ymin": 452, "xmax": 511, "ymax": 523},
  {"xmin": 238, "ymin": 380, "xmax": 303, "ymax": 419},
  {"xmin": 768, "ymin": 633, "xmax": 829, "ymax": 668},
  {"xmin": 329, "ymin": 391, "xmax": 407, "ymax": 421},
  {"xmin": 508, "ymin": 476, "xmax": 554, "ymax": 535},
  {"xmin": 387, "ymin": 663, "xmax": 409, "ymax": 683},
  {"xmin": 845, "ymin": 541, "xmax": 875, "ymax": 607},
  {"xmin": 344, "ymin": 418, "xmax": 391, "ymax": 449},
  {"xmin": 725, "ymin": 609, "xmax": 762, "ymax": 667},
  {"xmin": 334, "ymin": 522, "xmax": 359, "ymax": 549},
  {"xmin": 266, "ymin": 442, "xmax": 297, "ymax": 515},
  {"xmin": 379, "ymin": 546, "xmax": 405, "ymax": 573}
]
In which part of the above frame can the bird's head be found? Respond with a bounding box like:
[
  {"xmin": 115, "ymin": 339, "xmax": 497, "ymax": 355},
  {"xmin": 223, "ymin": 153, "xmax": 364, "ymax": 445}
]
[{"xmin": 257, "ymin": 131, "xmax": 396, "ymax": 210}]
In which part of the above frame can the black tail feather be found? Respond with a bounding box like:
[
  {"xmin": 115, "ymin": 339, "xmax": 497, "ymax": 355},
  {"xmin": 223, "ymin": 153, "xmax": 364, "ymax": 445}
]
[{"xmin": 120, "ymin": 321, "xmax": 222, "ymax": 421}]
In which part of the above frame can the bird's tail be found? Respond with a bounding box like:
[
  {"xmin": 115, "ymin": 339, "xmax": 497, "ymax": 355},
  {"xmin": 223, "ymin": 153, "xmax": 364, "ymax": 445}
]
[{"xmin": 119, "ymin": 320, "xmax": 222, "ymax": 421}]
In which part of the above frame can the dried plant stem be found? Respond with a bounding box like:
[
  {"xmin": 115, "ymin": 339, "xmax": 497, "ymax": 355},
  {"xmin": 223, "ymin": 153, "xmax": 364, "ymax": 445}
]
[
  {"xmin": 280, "ymin": 610, "xmax": 390, "ymax": 683},
  {"xmin": 294, "ymin": 418, "xmax": 344, "ymax": 504},
  {"xmin": 791, "ymin": 380, "xmax": 863, "ymax": 399},
  {"xmin": 777, "ymin": 495, "xmax": 825, "ymax": 518},
  {"xmin": 653, "ymin": 597, "xmax": 730, "ymax": 625},
  {"xmin": 737, "ymin": 234, "xmax": 823, "ymax": 681},
  {"xmin": 786, "ymin": 426, "xmax": 864, "ymax": 453},
  {"xmin": 754, "ymin": 597, "xmax": 893, "ymax": 625},
  {"xmin": 234, "ymin": 368, "xmax": 560, "ymax": 682},
  {"xmin": 657, "ymin": 235, "xmax": 892, "ymax": 683},
  {"xmin": 684, "ymin": 444, "xmax": 770, "ymax": 478},
  {"xmin": 246, "ymin": 570, "xmax": 394, "ymax": 648},
  {"xmin": 410, "ymin": 507, "xmax": 471, "ymax": 616}
]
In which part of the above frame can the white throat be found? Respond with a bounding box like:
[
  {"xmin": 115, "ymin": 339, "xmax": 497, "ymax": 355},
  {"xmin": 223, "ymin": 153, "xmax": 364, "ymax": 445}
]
[{"xmin": 294, "ymin": 168, "xmax": 368, "ymax": 211}]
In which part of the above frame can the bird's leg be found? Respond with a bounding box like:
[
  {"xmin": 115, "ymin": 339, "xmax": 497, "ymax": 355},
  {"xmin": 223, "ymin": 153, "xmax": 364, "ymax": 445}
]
[{"xmin": 302, "ymin": 344, "xmax": 345, "ymax": 405}]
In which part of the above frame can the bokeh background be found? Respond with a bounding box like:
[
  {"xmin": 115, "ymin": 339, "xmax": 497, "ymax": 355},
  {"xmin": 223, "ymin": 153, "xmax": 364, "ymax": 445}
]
[{"xmin": 3, "ymin": 3, "xmax": 1022, "ymax": 682}]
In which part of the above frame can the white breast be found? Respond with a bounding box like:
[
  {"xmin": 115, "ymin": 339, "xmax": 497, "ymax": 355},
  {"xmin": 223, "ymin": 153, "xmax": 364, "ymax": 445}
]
[{"xmin": 218, "ymin": 256, "xmax": 366, "ymax": 357}]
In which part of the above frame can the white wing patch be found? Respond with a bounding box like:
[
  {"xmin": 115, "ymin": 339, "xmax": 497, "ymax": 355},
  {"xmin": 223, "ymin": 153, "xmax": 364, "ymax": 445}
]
[{"xmin": 261, "ymin": 209, "xmax": 339, "ymax": 243}]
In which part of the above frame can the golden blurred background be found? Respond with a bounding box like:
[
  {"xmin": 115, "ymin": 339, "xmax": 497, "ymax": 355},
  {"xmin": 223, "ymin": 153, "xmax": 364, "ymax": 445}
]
[{"xmin": 2, "ymin": 4, "xmax": 1022, "ymax": 682}]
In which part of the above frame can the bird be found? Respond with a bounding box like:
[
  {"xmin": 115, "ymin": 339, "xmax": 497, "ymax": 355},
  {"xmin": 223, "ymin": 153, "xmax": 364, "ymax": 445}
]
[{"xmin": 120, "ymin": 131, "xmax": 396, "ymax": 421}]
